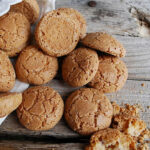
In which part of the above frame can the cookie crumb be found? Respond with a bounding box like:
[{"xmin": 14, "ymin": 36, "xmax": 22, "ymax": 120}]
[
  {"xmin": 147, "ymin": 106, "xmax": 150, "ymax": 109},
  {"xmin": 141, "ymin": 83, "xmax": 145, "ymax": 87}
]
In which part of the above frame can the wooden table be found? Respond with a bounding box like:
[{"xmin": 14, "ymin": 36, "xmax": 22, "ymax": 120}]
[{"xmin": 0, "ymin": 0, "xmax": 150, "ymax": 149}]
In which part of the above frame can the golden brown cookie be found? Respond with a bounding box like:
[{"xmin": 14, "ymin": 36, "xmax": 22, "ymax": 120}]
[
  {"xmin": 15, "ymin": 45, "xmax": 58, "ymax": 85},
  {"xmin": 81, "ymin": 32, "xmax": 126, "ymax": 57},
  {"xmin": 89, "ymin": 55, "xmax": 128, "ymax": 93},
  {"xmin": 0, "ymin": 12, "xmax": 30, "ymax": 57},
  {"xmin": 65, "ymin": 88, "xmax": 113, "ymax": 135},
  {"xmin": 17, "ymin": 86, "xmax": 64, "ymax": 131},
  {"xmin": 85, "ymin": 128, "xmax": 136, "ymax": 150},
  {"xmin": 10, "ymin": 0, "xmax": 40, "ymax": 24},
  {"xmin": 0, "ymin": 93, "xmax": 22, "ymax": 118},
  {"xmin": 35, "ymin": 10, "xmax": 80, "ymax": 57},
  {"xmin": 62, "ymin": 47, "xmax": 99, "ymax": 87},
  {"xmin": 0, "ymin": 51, "xmax": 16, "ymax": 92},
  {"xmin": 56, "ymin": 8, "xmax": 86, "ymax": 39}
]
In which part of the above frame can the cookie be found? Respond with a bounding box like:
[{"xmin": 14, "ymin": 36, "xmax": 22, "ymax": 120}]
[
  {"xmin": 56, "ymin": 8, "xmax": 86, "ymax": 39},
  {"xmin": 89, "ymin": 55, "xmax": 128, "ymax": 93},
  {"xmin": 85, "ymin": 128, "xmax": 136, "ymax": 150},
  {"xmin": 65, "ymin": 88, "xmax": 113, "ymax": 135},
  {"xmin": 62, "ymin": 47, "xmax": 99, "ymax": 87},
  {"xmin": 0, "ymin": 93, "xmax": 22, "ymax": 118},
  {"xmin": 10, "ymin": 0, "xmax": 40, "ymax": 24},
  {"xmin": 81, "ymin": 32, "xmax": 126, "ymax": 57},
  {"xmin": 0, "ymin": 12, "xmax": 30, "ymax": 57},
  {"xmin": 0, "ymin": 51, "xmax": 16, "ymax": 92},
  {"xmin": 112, "ymin": 104, "xmax": 146, "ymax": 138},
  {"xmin": 17, "ymin": 86, "xmax": 64, "ymax": 131},
  {"xmin": 15, "ymin": 45, "xmax": 58, "ymax": 85},
  {"xmin": 35, "ymin": 10, "xmax": 80, "ymax": 57}
]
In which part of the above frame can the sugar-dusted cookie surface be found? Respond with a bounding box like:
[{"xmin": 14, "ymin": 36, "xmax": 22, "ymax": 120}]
[
  {"xmin": 15, "ymin": 45, "xmax": 58, "ymax": 85},
  {"xmin": 35, "ymin": 10, "xmax": 80, "ymax": 57},
  {"xmin": 89, "ymin": 55, "xmax": 128, "ymax": 93},
  {"xmin": 56, "ymin": 8, "xmax": 86, "ymax": 39},
  {"xmin": 0, "ymin": 12, "xmax": 30, "ymax": 57},
  {"xmin": 10, "ymin": 0, "xmax": 40, "ymax": 24},
  {"xmin": 17, "ymin": 86, "xmax": 64, "ymax": 131},
  {"xmin": 81, "ymin": 32, "xmax": 126, "ymax": 57},
  {"xmin": 62, "ymin": 47, "xmax": 99, "ymax": 87},
  {"xmin": 65, "ymin": 88, "xmax": 113, "ymax": 135}
]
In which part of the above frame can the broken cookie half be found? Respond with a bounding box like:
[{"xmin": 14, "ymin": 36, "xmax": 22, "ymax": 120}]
[{"xmin": 85, "ymin": 128, "xmax": 136, "ymax": 150}]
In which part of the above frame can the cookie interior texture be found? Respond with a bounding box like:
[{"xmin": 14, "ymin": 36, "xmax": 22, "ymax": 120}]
[
  {"xmin": 15, "ymin": 45, "xmax": 58, "ymax": 85},
  {"xmin": 112, "ymin": 104, "xmax": 147, "ymax": 139},
  {"xmin": 85, "ymin": 128, "xmax": 136, "ymax": 150},
  {"xmin": 0, "ymin": 93, "xmax": 22, "ymax": 118},
  {"xmin": 65, "ymin": 88, "xmax": 113, "ymax": 135},
  {"xmin": 17, "ymin": 86, "xmax": 64, "ymax": 131},
  {"xmin": 62, "ymin": 47, "xmax": 99, "ymax": 87},
  {"xmin": 81, "ymin": 32, "xmax": 126, "ymax": 57},
  {"xmin": 89, "ymin": 55, "xmax": 128, "ymax": 93},
  {"xmin": 0, "ymin": 12, "xmax": 30, "ymax": 57},
  {"xmin": 35, "ymin": 10, "xmax": 81, "ymax": 57}
]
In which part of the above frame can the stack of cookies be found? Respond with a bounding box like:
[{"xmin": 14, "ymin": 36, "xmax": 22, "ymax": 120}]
[{"xmin": 0, "ymin": 0, "xmax": 149, "ymax": 149}]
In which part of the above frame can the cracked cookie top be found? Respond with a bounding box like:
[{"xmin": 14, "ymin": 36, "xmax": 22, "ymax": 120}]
[
  {"xmin": 10, "ymin": 0, "xmax": 40, "ymax": 24},
  {"xmin": 35, "ymin": 10, "xmax": 80, "ymax": 57},
  {"xmin": 17, "ymin": 86, "xmax": 64, "ymax": 131},
  {"xmin": 89, "ymin": 55, "xmax": 128, "ymax": 93},
  {"xmin": 85, "ymin": 128, "xmax": 136, "ymax": 150},
  {"xmin": 65, "ymin": 88, "xmax": 113, "ymax": 135},
  {"xmin": 15, "ymin": 45, "xmax": 58, "ymax": 85},
  {"xmin": 0, "ymin": 92, "xmax": 22, "ymax": 118},
  {"xmin": 62, "ymin": 47, "xmax": 99, "ymax": 87},
  {"xmin": 0, "ymin": 12, "xmax": 30, "ymax": 57},
  {"xmin": 81, "ymin": 32, "xmax": 126, "ymax": 57},
  {"xmin": 0, "ymin": 51, "xmax": 16, "ymax": 92}
]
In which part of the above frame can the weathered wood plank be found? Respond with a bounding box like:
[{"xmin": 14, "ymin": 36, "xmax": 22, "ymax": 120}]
[
  {"xmin": 0, "ymin": 80, "xmax": 149, "ymax": 138},
  {"xmin": 0, "ymin": 140, "xmax": 86, "ymax": 150}
]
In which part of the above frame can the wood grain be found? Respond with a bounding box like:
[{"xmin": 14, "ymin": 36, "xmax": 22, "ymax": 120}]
[
  {"xmin": 0, "ymin": 80, "xmax": 149, "ymax": 139},
  {"xmin": 0, "ymin": 140, "xmax": 86, "ymax": 150}
]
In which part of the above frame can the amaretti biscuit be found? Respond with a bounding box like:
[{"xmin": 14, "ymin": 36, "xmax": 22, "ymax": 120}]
[
  {"xmin": 35, "ymin": 10, "xmax": 80, "ymax": 57},
  {"xmin": 0, "ymin": 12, "xmax": 30, "ymax": 57},
  {"xmin": 89, "ymin": 55, "xmax": 128, "ymax": 93},
  {"xmin": 81, "ymin": 32, "xmax": 126, "ymax": 57},
  {"xmin": 10, "ymin": 0, "xmax": 40, "ymax": 24},
  {"xmin": 85, "ymin": 128, "xmax": 136, "ymax": 150},
  {"xmin": 65, "ymin": 88, "xmax": 113, "ymax": 135},
  {"xmin": 0, "ymin": 51, "xmax": 16, "ymax": 92},
  {"xmin": 0, "ymin": 93, "xmax": 22, "ymax": 118},
  {"xmin": 15, "ymin": 45, "xmax": 58, "ymax": 85},
  {"xmin": 62, "ymin": 47, "xmax": 99, "ymax": 87},
  {"xmin": 17, "ymin": 86, "xmax": 64, "ymax": 131},
  {"xmin": 56, "ymin": 8, "xmax": 86, "ymax": 39}
]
